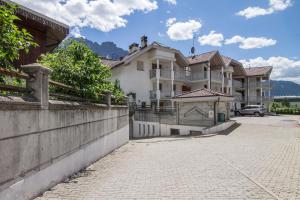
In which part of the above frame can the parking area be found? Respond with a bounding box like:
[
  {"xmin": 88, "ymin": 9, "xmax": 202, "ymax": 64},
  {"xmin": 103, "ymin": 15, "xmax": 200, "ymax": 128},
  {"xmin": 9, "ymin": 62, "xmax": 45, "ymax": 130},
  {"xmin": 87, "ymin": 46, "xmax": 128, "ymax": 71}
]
[{"xmin": 36, "ymin": 115, "xmax": 300, "ymax": 200}]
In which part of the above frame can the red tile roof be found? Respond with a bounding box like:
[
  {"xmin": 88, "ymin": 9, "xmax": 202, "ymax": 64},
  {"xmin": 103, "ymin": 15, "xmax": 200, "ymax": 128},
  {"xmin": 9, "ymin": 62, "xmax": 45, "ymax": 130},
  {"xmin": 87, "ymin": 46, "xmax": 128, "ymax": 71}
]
[
  {"xmin": 173, "ymin": 89, "xmax": 232, "ymax": 99},
  {"xmin": 186, "ymin": 51, "xmax": 217, "ymax": 65},
  {"xmin": 101, "ymin": 58, "xmax": 122, "ymax": 68},
  {"xmin": 245, "ymin": 66, "xmax": 272, "ymax": 76}
]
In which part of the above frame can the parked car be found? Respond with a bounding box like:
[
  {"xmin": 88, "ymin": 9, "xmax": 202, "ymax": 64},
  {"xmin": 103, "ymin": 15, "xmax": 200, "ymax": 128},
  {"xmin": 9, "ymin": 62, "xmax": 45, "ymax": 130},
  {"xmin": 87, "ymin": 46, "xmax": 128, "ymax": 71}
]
[{"xmin": 235, "ymin": 105, "xmax": 266, "ymax": 117}]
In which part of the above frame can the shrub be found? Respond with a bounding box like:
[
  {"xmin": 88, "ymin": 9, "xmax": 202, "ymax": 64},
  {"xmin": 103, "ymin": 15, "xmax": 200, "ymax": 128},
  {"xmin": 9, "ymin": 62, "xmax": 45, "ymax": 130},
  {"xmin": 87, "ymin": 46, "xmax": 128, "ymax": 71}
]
[
  {"xmin": 0, "ymin": 2, "xmax": 37, "ymax": 69},
  {"xmin": 40, "ymin": 39, "xmax": 125, "ymax": 103}
]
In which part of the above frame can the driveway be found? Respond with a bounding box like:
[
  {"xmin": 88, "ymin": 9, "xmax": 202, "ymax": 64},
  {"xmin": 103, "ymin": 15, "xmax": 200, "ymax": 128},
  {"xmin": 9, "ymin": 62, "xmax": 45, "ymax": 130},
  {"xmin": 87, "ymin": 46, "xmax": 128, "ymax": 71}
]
[{"xmin": 36, "ymin": 115, "xmax": 300, "ymax": 200}]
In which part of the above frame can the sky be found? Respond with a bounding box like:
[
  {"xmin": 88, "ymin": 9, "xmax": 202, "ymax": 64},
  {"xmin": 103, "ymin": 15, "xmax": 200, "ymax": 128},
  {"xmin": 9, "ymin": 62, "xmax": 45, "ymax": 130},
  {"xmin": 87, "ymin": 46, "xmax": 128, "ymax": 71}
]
[{"xmin": 12, "ymin": 0, "xmax": 300, "ymax": 83}]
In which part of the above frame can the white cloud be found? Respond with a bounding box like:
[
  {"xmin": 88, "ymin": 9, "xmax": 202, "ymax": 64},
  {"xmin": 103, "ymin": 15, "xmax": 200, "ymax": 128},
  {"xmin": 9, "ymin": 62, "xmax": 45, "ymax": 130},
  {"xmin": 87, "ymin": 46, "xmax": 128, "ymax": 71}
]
[
  {"xmin": 198, "ymin": 31, "xmax": 224, "ymax": 47},
  {"xmin": 70, "ymin": 27, "xmax": 85, "ymax": 38},
  {"xmin": 163, "ymin": 0, "xmax": 177, "ymax": 5},
  {"xmin": 240, "ymin": 56, "xmax": 300, "ymax": 83},
  {"xmin": 13, "ymin": 0, "xmax": 158, "ymax": 32},
  {"xmin": 237, "ymin": 0, "xmax": 292, "ymax": 19},
  {"xmin": 225, "ymin": 35, "xmax": 277, "ymax": 49},
  {"xmin": 166, "ymin": 20, "xmax": 202, "ymax": 41},
  {"xmin": 166, "ymin": 17, "xmax": 176, "ymax": 27}
]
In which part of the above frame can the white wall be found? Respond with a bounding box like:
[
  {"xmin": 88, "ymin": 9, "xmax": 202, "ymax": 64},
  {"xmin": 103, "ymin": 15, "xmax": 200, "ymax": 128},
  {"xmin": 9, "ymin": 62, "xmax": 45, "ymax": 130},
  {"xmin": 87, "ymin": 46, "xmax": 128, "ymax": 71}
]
[
  {"xmin": 111, "ymin": 53, "xmax": 154, "ymax": 105},
  {"xmin": 133, "ymin": 120, "xmax": 206, "ymax": 137}
]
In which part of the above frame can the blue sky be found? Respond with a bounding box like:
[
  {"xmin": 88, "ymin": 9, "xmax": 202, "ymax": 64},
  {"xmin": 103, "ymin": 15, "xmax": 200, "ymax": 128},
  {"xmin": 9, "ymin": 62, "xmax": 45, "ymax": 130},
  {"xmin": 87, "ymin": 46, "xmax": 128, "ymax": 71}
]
[
  {"xmin": 14, "ymin": 0, "xmax": 300, "ymax": 83},
  {"xmin": 82, "ymin": 0, "xmax": 299, "ymax": 59}
]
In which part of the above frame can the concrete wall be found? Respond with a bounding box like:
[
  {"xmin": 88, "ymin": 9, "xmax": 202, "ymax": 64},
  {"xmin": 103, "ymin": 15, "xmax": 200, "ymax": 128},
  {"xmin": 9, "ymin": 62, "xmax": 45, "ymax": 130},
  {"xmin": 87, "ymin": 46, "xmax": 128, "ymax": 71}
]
[
  {"xmin": 133, "ymin": 120, "xmax": 206, "ymax": 138},
  {"xmin": 0, "ymin": 101, "xmax": 129, "ymax": 200},
  {"xmin": 178, "ymin": 102, "xmax": 215, "ymax": 127}
]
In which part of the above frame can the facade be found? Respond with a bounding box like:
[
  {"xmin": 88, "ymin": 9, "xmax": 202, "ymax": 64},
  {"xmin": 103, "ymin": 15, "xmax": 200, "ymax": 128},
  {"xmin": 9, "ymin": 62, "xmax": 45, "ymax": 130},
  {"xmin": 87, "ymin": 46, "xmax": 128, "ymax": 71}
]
[
  {"xmin": 107, "ymin": 37, "xmax": 240, "ymax": 111},
  {"xmin": 233, "ymin": 66, "xmax": 273, "ymax": 110},
  {"xmin": 106, "ymin": 36, "xmax": 272, "ymax": 111},
  {"xmin": 105, "ymin": 36, "xmax": 273, "ymax": 137}
]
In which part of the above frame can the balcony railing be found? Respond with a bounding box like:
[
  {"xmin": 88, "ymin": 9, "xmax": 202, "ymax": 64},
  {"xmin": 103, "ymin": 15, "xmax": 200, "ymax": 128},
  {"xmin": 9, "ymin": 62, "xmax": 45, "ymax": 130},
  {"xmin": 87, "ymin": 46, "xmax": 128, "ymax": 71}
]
[
  {"xmin": 150, "ymin": 90, "xmax": 173, "ymax": 99},
  {"xmin": 233, "ymin": 80, "xmax": 245, "ymax": 89},
  {"xmin": 211, "ymin": 73, "xmax": 222, "ymax": 82},
  {"xmin": 150, "ymin": 69, "xmax": 223, "ymax": 82}
]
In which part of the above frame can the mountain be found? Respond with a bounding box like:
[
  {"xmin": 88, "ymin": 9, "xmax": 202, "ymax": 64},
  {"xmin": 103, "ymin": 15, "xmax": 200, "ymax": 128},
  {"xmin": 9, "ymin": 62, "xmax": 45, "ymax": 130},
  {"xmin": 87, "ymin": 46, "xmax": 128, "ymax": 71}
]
[
  {"xmin": 271, "ymin": 80, "xmax": 300, "ymax": 96},
  {"xmin": 74, "ymin": 38, "xmax": 128, "ymax": 60}
]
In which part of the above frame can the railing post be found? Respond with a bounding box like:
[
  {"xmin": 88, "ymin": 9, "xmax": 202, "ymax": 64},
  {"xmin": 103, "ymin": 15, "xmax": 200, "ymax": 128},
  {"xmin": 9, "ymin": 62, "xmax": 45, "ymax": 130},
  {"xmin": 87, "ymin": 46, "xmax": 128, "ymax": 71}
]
[{"xmin": 22, "ymin": 63, "xmax": 52, "ymax": 109}]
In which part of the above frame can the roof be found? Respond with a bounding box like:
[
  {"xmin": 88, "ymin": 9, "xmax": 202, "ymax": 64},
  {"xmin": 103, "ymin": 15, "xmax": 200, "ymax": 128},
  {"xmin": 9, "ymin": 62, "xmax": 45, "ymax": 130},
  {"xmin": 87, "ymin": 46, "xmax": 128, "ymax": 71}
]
[
  {"xmin": 187, "ymin": 51, "xmax": 217, "ymax": 65},
  {"xmin": 245, "ymin": 66, "xmax": 273, "ymax": 76},
  {"xmin": 106, "ymin": 42, "xmax": 189, "ymax": 69},
  {"xmin": 101, "ymin": 58, "xmax": 122, "ymax": 68},
  {"xmin": 222, "ymin": 56, "xmax": 232, "ymax": 66},
  {"xmin": 173, "ymin": 89, "xmax": 232, "ymax": 99},
  {"xmin": 222, "ymin": 55, "xmax": 246, "ymax": 76},
  {"xmin": 1, "ymin": 0, "xmax": 69, "ymax": 33}
]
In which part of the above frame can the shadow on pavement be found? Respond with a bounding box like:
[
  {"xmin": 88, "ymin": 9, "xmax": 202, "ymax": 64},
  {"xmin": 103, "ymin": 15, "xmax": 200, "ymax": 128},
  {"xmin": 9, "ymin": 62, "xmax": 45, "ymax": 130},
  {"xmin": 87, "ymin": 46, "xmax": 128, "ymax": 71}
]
[{"xmin": 217, "ymin": 123, "xmax": 241, "ymax": 135}]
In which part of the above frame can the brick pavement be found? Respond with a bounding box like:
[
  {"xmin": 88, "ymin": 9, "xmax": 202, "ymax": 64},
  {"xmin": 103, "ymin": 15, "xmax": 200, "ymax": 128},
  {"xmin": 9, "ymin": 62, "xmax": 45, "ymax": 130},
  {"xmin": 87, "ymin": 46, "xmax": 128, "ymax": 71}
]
[{"xmin": 36, "ymin": 115, "xmax": 300, "ymax": 200}]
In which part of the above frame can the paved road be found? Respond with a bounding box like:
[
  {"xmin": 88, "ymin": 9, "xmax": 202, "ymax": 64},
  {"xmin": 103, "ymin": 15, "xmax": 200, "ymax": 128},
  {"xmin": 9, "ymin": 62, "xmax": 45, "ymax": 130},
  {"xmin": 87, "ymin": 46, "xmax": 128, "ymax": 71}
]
[{"xmin": 36, "ymin": 115, "xmax": 300, "ymax": 200}]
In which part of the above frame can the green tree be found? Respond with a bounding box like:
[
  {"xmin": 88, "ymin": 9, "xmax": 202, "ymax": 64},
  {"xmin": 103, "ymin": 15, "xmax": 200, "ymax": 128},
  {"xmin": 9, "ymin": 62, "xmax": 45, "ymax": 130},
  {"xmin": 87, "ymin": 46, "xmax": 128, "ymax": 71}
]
[
  {"xmin": 0, "ymin": 3, "xmax": 37, "ymax": 68},
  {"xmin": 40, "ymin": 39, "xmax": 124, "ymax": 102}
]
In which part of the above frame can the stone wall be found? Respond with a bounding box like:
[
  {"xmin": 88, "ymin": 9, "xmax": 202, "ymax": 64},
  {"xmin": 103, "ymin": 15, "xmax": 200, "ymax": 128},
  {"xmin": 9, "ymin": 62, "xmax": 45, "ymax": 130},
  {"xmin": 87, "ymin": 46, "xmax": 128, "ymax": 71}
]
[
  {"xmin": 0, "ymin": 101, "xmax": 129, "ymax": 200},
  {"xmin": 0, "ymin": 63, "xmax": 129, "ymax": 200}
]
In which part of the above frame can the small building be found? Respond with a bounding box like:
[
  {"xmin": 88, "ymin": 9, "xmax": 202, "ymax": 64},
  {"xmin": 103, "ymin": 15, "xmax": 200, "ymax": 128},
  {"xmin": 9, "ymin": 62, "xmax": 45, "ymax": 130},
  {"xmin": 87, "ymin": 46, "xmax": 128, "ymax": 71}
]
[
  {"xmin": 173, "ymin": 89, "xmax": 234, "ymax": 127},
  {"xmin": 132, "ymin": 89, "xmax": 234, "ymax": 138},
  {"xmin": 1, "ymin": 0, "xmax": 69, "ymax": 66}
]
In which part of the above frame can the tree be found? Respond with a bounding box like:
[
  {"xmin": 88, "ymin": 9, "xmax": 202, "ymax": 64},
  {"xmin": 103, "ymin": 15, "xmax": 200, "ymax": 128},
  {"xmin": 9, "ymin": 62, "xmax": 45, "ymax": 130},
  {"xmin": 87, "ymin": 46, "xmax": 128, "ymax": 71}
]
[
  {"xmin": 0, "ymin": 3, "xmax": 37, "ymax": 69},
  {"xmin": 40, "ymin": 39, "xmax": 124, "ymax": 102}
]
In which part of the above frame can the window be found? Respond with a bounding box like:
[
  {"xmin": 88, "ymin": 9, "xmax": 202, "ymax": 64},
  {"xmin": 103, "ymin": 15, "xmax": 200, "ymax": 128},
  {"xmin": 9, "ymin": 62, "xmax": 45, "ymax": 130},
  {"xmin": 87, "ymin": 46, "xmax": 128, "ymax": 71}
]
[
  {"xmin": 137, "ymin": 61, "xmax": 144, "ymax": 71},
  {"xmin": 204, "ymin": 84, "xmax": 207, "ymax": 89},
  {"xmin": 159, "ymin": 83, "xmax": 162, "ymax": 91},
  {"xmin": 148, "ymin": 125, "xmax": 150, "ymax": 134},
  {"xmin": 173, "ymin": 84, "xmax": 176, "ymax": 91},
  {"xmin": 153, "ymin": 125, "xmax": 155, "ymax": 134}
]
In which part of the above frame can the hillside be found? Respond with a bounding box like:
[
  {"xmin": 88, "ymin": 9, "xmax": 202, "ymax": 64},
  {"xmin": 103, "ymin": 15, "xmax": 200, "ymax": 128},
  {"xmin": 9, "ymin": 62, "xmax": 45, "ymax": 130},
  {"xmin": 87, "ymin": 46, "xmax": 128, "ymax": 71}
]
[
  {"xmin": 74, "ymin": 38, "xmax": 128, "ymax": 60},
  {"xmin": 271, "ymin": 80, "xmax": 300, "ymax": 96}
]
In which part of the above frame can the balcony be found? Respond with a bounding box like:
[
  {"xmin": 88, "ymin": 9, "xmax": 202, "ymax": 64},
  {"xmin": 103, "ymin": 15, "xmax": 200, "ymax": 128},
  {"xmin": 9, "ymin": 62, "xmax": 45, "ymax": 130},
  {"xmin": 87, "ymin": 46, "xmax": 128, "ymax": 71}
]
[
  {"xmin": 211, "ymin": 72, "xmax": 222, "ymax": 83},
  {"xmin": 233, "ymin": 80, "xmax": 245, "ymax": 89},
  {"xmin": 150, "ymin": 69, "xmax": 222, "ymax": 82},
  {"xmin": 150, "ymin": 90, "xmax": 173, "ymax": 100}
]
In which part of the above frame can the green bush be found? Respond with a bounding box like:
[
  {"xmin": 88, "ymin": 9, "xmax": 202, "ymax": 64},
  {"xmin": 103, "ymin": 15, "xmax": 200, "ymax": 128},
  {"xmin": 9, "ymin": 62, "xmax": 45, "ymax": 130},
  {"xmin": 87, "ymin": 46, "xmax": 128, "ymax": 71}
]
[
  {"xmin": 0, "ymin": 2, "xmax": 37, "ymax": 69},
  {"xmin": 40, "ymin": 39, "xmax": 125, "ymax": 103}
]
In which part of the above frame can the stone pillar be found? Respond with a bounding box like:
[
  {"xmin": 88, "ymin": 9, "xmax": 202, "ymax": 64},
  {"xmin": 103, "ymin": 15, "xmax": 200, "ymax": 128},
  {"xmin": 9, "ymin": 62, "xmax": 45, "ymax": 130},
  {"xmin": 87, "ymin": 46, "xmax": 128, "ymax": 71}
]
[
  {"xmin": 103, "ymin": 91, "xmax": 112, "ymax": 107},
  {"xmin": 171, "ymin": 60, "xmax": 174, "ymax": 109},
  {"xmin": 22, "ymin": 63, "xmax": 52, "ymax": 109},
  {"xmin": 208, "ymin": 63, "xmax": 211, "ymax": 90},
  {"xmin": 156, "ymin": 59, "xmax": 160, "ymax": 110}
]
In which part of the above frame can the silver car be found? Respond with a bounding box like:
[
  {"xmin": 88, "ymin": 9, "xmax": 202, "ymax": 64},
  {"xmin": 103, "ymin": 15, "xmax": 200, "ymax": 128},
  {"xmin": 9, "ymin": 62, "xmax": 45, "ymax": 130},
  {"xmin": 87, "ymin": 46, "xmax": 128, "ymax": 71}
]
[{"xmin": 236, "ymin": 105, "xmax": 266, "ymax": 117}]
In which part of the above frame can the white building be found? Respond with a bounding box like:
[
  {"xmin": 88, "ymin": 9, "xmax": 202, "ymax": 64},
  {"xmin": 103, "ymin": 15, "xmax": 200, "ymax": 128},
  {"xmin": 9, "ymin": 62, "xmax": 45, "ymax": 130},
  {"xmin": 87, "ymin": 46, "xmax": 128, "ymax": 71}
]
[{"xmin": 103, "ymin": 36, "xmax": 273, "ymax": 137}]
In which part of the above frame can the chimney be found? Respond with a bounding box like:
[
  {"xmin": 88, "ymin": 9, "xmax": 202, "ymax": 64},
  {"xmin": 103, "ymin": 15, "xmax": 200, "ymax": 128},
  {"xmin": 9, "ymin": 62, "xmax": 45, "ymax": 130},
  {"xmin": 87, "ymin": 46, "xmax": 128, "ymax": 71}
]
[
  {"xmin": 129, "ymin": 43, "xmax": 139, "ymax": 54},
  {"xmin": 141, "ymin": 35, "xmax": 148, "ymax": 48}
]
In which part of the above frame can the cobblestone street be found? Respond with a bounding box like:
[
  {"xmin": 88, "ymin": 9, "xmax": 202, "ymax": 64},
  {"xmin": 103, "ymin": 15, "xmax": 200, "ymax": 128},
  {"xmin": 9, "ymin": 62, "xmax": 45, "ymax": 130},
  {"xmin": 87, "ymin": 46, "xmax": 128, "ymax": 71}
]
[{"xmin": 36, "ymin": 115, "xmax": 300, "ymax": 200}]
